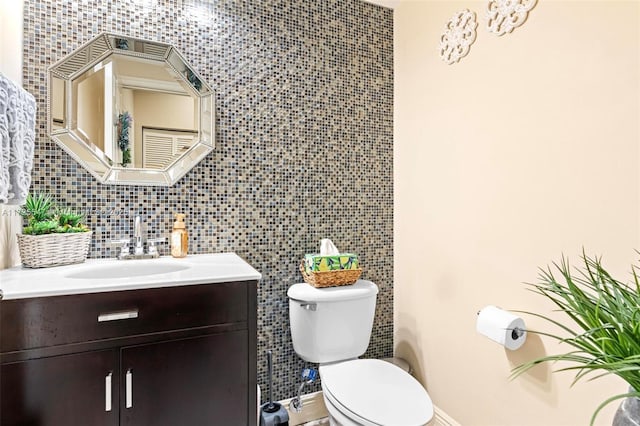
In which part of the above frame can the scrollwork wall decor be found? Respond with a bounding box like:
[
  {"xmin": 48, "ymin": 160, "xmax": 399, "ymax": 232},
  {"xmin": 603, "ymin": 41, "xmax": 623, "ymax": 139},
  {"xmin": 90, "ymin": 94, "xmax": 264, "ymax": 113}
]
[
  {"xmin": 439, "ymin": 9, "xmax": 478, "ymax": 65},
  {"xmin": 487, "ymin": 0, "xmax": 537, "ymax": 36}
]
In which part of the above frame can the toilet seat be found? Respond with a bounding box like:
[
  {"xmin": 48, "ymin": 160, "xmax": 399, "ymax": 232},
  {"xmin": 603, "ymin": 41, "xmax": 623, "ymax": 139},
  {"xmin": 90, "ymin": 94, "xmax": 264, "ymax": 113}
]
[
  {"xmin": 322, "ymin": 384, "xmax": 378, "ymax": 426},
  {"xmin": 320, "ymin": 359, "xmax": 434, "ymax": 426}
]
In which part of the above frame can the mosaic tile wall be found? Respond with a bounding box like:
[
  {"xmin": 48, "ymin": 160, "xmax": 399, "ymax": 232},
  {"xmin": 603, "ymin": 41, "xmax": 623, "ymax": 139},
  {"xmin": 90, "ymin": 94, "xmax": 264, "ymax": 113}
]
[{"xmin": 23, "ymin": 0, "xmax": 393, "ymax": 402}]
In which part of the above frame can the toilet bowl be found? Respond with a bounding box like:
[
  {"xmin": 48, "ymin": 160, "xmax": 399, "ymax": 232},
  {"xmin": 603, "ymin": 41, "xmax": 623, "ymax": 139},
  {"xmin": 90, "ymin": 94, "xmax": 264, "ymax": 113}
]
[
  {"xmin": 287, "ymin": 280, "xmax": 434, "ymax": 426},
  {"xmin": 320, "ymin": 359, "xmax": 433, "ymax": 426}
]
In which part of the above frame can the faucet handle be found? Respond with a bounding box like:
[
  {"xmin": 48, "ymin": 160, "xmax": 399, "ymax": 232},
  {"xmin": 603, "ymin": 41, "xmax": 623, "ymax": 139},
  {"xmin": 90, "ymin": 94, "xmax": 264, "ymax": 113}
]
[
  {"xmin": 110, "ymin": 239, "xmax": 131, "ymax": 258},
  {"xmin": 147, "ymin": 237, "xmax": 166, "ymax": 257},
  {"xmin": 110, "ymin": 238, "xmax": 131, "ymax": 247},
  {"xmin": 134, "ymin": 216, "xmax": 141, "ymax": 235}
]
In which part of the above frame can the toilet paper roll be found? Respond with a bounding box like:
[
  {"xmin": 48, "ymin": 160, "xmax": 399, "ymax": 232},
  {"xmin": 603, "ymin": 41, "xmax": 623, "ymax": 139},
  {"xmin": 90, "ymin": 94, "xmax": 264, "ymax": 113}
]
[{"xmin": 476, "ymin": 305, "xmax": 527, "ymax": 350}]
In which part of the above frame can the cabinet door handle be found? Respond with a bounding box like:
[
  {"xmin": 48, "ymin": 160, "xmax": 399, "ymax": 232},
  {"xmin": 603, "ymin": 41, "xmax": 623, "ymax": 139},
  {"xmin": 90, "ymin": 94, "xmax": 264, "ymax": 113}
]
[
  {"xmin": 126, "ymin": 369, "xmax": 133, "ymax": 409},
  {"xmin": 105, "ymin": 372, "xmax": 112, "ymax": 412},
  {"xmin": 98, "ymin": 309, "xmax": 139, "ymax": 322}
]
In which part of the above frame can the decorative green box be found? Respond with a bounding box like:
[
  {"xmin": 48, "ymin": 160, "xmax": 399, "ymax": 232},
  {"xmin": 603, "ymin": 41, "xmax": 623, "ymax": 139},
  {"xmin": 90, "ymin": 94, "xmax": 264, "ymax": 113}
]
[{"xmin": 304, "ymin": 253, "xmax": 359, "ymax": 272}]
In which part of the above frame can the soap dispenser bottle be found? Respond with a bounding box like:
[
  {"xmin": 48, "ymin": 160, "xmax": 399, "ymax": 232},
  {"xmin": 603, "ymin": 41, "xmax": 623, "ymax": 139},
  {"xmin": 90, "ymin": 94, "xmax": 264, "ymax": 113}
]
[{"xmin": 171, "ymin": 213, "xmax": 188, "ymax": 258}]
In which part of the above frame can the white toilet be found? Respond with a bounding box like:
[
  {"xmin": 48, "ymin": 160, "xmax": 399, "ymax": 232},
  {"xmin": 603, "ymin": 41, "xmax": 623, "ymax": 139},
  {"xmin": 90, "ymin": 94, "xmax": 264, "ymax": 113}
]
[{"xmin": 288, "ymin": 280, "xmax": 434, "ymax": 426}]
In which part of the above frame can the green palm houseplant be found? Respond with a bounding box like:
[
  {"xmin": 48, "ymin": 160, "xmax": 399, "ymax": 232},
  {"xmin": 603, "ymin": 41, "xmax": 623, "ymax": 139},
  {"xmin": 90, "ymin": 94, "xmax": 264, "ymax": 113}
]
[
  {"xmin": 512, "ymin": 252, "xmax": 640, "ymax": 425},
  {"xmin": 17, "ymin": 192, "xmax": 92, "ymax": 268}
]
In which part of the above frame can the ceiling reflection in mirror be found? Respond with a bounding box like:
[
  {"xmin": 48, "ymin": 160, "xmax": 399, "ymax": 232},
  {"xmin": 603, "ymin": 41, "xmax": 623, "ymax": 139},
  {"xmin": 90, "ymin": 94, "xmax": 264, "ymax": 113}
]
[{"xmin": 48, "ymin": 33, "xmax": 214, "ymax": 186}]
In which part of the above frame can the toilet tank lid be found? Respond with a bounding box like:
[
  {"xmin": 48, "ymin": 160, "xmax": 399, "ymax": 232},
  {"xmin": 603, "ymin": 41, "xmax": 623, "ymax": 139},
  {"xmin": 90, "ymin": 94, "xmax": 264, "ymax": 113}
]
[{"xmin": 288, "ymin": 280, "xmax": 378, "ymax": 302}]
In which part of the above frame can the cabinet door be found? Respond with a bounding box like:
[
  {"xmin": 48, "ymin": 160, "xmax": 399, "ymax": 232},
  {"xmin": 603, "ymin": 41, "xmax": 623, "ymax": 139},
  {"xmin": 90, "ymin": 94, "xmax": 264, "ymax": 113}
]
[
  {"xmin": 120, "ymin": 330, "xmax": 248, "ymax": 426},
  {"xmin": 1, "ymin": 350, "xmax": 119, "ymax": 426}
]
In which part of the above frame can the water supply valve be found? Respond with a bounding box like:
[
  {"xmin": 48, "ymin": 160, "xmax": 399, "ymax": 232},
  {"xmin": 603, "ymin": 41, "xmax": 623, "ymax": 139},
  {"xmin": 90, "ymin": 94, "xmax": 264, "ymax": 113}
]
[
  {"xmin": 301, "ymin": 368, "xmax": 318, "ymax": 383},
  {"xmin": 289, "ymin": 367, "xmax": 318, "ymax": 413}
]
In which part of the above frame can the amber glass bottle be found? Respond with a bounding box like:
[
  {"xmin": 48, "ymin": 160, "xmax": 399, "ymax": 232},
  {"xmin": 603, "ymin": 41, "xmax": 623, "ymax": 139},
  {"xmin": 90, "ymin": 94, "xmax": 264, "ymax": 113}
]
[{"xmin": 170, "ymin": 213, "xmax": 188, "ymax": 258}]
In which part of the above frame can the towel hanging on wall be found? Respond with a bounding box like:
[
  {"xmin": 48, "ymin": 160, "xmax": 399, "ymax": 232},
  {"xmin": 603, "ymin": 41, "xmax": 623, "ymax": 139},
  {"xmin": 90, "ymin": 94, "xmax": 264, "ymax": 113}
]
[{"xmin": 0, "ymin": 71, "xmax": 36, "ymax": 205}]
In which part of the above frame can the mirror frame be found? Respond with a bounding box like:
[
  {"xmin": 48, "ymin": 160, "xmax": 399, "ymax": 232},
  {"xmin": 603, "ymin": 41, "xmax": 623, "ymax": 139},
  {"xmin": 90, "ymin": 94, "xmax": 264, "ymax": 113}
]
[{"xmin": 48, "ymin": 33, "xmax": 215, "ymax": 186}]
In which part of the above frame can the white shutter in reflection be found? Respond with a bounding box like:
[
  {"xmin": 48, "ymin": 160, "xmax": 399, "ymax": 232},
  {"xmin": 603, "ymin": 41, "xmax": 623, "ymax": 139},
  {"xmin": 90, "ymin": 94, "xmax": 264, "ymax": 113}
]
[
  {"xmin": 142, "ymin": 129, "xmax": 196, "ymax": 169},
  {"xmin": 177, "ymin": 137, "xmax": 193, "ymax": 153}
]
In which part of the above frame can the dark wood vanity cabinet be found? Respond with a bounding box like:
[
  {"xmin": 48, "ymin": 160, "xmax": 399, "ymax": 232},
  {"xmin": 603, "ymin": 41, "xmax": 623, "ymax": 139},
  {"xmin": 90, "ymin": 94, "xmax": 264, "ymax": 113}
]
[
  {"xmin": 2, "ymin": 349, "xmax": 119, "ymax": 426},
  {"xmin": 0, "ymin": 281, "xmax": 257, "ymax": 426},
  {"xmin": 119, "ymin": 331, "xmax": 249, "ymax": 426}
]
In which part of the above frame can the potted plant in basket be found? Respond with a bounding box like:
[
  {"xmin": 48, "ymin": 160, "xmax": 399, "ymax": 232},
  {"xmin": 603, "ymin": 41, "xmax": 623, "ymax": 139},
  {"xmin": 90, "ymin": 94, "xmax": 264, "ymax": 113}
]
[
  {"xmin": 512, "ymin": 252, "xmax": 640, "ymax": 425},
  {"xmin": 17, "ymin": 193, "xmax": 92, "ymax": 268}
]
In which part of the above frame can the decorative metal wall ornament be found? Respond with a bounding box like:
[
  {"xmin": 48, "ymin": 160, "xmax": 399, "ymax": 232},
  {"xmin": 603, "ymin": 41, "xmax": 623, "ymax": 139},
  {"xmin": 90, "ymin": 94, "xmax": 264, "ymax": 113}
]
[
  {"xmin": 487, "ymin": 0, "xmax": 537, "ymax": 36},
  {"xmin": 439, "ymin": 9, "xmax": 478, "ymax": 65}
]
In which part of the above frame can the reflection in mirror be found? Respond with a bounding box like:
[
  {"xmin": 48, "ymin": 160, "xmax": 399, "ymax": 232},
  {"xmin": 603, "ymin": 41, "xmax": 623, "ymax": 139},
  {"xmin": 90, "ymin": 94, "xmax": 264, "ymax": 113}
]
[
  {"xmin": 48, "ymin": 33, "xmax": 214, "ymax": 186},
  {"xmin": 74, "ymin": 66, "xmax": 106, "ymax": 152},
  {"xmin": 51, "ymin": 77, "xmax": 66, "ymax": 130}
]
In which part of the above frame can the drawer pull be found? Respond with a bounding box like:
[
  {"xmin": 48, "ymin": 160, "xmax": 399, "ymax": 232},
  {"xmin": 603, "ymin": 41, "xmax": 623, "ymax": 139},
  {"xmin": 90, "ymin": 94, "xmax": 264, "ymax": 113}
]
[
  {"xmin": 98, "ymin": 309, "xmax": 139, "ymax": 322},
  {"xmin": 105, "ymin": 372, "xmax": 112, "ymax": 412},
  {"xmin": 126, "ymin": 369, "xmax": 133, "ymax": 408}
]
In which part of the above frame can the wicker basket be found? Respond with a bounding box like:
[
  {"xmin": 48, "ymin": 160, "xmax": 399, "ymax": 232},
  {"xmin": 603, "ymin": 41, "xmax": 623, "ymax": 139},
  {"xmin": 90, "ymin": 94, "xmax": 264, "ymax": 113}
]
[
  {"xmin": 299, "ymin": 261, "xmax": 363, "ymax": 288},
  {"xmin": 17, "ymin": 231, "xmax": 92, "ymax": 268}
]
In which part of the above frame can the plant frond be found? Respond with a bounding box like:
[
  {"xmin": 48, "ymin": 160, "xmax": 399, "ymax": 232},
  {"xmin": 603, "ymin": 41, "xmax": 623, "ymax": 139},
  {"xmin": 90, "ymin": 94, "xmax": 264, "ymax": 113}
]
[
  {"xmin": 590, "ymin": 391, "xmax": 640, "ymax": 426},
  {"xmin": 514, "ymin": 251, "xmax": 640, "ymax": 424}
]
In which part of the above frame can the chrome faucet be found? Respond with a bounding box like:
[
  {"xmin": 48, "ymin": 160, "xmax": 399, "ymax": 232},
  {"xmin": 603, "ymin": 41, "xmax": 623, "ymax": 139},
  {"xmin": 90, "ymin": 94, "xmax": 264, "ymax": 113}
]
[
  {"xmin": 134, "ymin": 216, "xmax": 144, "ymax": 256},
  {"xmin": 110, "ymin": 216, "xmax": 165, "ymax": 260}
]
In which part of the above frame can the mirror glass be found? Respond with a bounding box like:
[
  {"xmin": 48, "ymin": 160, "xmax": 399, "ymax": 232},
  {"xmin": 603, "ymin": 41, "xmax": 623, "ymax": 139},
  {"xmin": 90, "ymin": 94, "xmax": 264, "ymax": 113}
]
[{"xmin": 48, "ymin": 33, "xmax": 214, "ymax": 186}]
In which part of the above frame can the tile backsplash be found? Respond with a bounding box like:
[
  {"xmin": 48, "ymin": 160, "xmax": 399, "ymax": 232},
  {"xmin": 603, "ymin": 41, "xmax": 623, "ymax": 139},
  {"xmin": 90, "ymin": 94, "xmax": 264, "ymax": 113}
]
[{"xmin": 23, "ymin": 0, "xmax": 393, "ymax": 401}]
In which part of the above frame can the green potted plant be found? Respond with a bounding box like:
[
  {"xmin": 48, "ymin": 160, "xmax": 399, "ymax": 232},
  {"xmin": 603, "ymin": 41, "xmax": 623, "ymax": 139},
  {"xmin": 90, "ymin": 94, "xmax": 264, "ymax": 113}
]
[
  {"xmin": 118, "ymin": 111, "xmax": 131, "ymax": 167},
  {"xmin": 512, "ymin": 252, "xmax": 640, "ymax": 425},
  {"xmin": 17, "ymin": 192, "xmax": 92, "ymax": 268}
]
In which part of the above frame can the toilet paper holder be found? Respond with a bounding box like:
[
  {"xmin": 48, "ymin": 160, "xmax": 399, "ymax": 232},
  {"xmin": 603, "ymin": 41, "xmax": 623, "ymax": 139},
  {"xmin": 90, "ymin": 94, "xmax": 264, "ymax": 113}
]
[
  {"xmin": 509, "ymin": 326, "xmax": 525, "ymax": 340},
  {"xmin": 476, "ymin": 305, "xmax": 527, "ymax": 350},
  {"xmin": 477, "ymin": 309, "xmax": 525, "ymax": 339}
]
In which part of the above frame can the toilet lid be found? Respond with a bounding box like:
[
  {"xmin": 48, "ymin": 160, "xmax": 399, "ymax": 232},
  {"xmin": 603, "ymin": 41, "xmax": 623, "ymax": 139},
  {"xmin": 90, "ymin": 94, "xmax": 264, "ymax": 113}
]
[{"xmin": 320, "ymin": 359, "xmax": 433, "ymax": 426}]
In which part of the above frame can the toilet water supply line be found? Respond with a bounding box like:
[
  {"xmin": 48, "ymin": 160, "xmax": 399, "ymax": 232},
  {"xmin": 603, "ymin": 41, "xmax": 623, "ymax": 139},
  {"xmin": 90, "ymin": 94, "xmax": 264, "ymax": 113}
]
[{"xmin": 289, "ymin": 368, "xmax": 318, "ymax": 413}]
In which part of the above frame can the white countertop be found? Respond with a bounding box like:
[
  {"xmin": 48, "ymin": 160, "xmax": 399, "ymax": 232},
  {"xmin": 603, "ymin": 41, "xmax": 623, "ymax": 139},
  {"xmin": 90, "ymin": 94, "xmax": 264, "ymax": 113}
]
[{"xmin": 0, "ymin": 252, "xmax": 262, "ymax": 300}]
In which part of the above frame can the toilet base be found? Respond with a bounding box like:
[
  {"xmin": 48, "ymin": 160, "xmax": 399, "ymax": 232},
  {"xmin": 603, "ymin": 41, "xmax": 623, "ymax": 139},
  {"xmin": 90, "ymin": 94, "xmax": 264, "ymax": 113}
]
[
  {"xmin": 322, "ymin": 387, "xmax": 376, "ymax": 426},
  {"xmin": 327, "ymin": 414, "xmax": 340, "ymax": 426},
  {"xmin": 323, "ymin": 395, "xmax": 357, "ymax": 426}
]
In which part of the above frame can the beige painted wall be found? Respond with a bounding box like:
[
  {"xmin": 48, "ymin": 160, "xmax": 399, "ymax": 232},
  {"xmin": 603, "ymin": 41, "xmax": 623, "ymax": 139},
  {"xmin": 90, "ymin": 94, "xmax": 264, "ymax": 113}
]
[
  {"xmin": 76, "ymin": 70, "xmax": 105, "ymax": 151},
  {"xmin": 394, "ymin": 1, "xmax": 639, "ymax": 425},
  {"xmin": 0, "ymin": 0, "xmax": 25, "ymax": 269},
  {"xmin": 131, "ymin": 91, "xmax": 196, "ymax": 168}
]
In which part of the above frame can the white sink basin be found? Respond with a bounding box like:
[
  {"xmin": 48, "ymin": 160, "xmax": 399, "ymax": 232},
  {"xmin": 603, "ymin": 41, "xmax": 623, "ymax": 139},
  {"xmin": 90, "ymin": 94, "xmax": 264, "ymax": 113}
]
[{"xmin": 65, "ymin": 261, "xmax": 190, "ymax": 279}]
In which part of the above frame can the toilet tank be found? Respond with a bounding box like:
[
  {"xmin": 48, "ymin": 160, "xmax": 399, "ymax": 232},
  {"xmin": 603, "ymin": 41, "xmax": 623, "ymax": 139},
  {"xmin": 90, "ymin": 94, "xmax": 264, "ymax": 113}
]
[{"xmin": 288, "ymin": 280, "xmax": 378, "ymax": 363}]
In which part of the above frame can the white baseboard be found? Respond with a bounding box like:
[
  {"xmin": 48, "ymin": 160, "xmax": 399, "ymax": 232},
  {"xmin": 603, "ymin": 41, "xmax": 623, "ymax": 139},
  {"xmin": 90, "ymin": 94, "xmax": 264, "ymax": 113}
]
[
  {"xmin": 432, "ymin": 405, "xmax": 461, "ymax": 426},
  {"xmin": 279, "ymin": 390, "xmax": 328, "ymax": 426},
  {"xmin": 279, "ymin": 390, "xmax": 460, "ymax": 426}
]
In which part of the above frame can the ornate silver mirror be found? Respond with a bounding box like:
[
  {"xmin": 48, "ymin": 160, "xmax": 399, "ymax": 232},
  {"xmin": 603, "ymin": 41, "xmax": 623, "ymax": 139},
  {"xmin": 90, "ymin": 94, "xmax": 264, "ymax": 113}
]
[{"xmin": 48, "ymin": 33, "xmax": 214, "ymax": 186}]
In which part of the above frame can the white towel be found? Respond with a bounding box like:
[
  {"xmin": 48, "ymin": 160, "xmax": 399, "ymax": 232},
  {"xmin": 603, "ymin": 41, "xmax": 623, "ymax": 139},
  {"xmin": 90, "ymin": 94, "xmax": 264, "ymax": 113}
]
[{"xmin": 0, "ymin": 71, "xmax": 36, "ymax": 205}]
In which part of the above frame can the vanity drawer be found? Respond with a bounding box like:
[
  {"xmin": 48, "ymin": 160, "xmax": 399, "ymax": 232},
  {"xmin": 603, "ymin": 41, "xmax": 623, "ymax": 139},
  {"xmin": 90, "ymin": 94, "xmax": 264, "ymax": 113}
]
[{"xmin": 1, "ymin": 281, "xmax": 249, "ymax": 353}]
